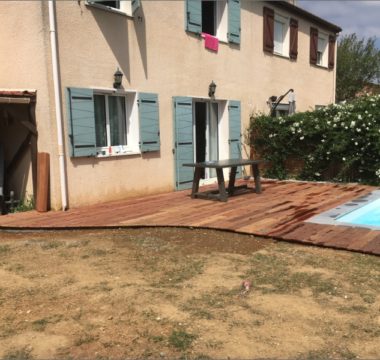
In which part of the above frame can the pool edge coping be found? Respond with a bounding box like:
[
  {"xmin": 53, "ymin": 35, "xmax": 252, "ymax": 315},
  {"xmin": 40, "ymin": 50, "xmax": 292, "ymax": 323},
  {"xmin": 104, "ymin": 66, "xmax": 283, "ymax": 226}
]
[{"xmin": 306, "ymin": 189, "xmax": 380, "ymax": 231}]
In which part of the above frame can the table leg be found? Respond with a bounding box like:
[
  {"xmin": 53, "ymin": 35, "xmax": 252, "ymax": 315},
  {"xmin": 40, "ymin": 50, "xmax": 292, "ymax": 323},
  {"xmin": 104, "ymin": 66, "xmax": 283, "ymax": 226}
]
[
  {"xmin": 216, "ymin": 168, "xmax": 228, "ymax": 202},
  {"xmin": 191, "ymin": 167, "xmax": 202, "ymax": 198},
  {"xmin": 252, "ymin": 164, "xmax": 262, "ymax": 193},
  {"xmin": 228, "ymin": 166, "xmax": 237, "ymax": 195}
]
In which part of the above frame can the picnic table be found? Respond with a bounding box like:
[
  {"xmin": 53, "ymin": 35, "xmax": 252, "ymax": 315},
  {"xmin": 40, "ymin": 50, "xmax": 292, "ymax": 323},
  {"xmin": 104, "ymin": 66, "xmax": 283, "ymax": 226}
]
[{"xmin": 183, "ymin": 159, "xmax": 265, "ymax": 202}]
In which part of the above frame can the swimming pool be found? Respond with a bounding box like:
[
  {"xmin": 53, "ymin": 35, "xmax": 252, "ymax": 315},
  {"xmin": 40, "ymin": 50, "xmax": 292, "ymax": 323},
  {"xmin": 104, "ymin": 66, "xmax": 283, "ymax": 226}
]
[
  {"xmin": 336, "ymin": 197, "xmax": 380, "ymax": 227},
  {"xmin": 307, "ymin": 190, "xmax": 380, "ymax": 230}
]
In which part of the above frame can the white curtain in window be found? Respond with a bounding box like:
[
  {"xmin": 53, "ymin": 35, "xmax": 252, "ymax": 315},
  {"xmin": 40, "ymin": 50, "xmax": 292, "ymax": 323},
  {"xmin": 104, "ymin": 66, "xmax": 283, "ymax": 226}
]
[
  {"xmin": 208, "ymin": 103, "xmax": 219, "ymax": 178},
  {"xmin": 274, "ymin": 20, "xmax": 284, "ymax": 54},
  {"xmin": 109, "ymin": 96, "xmax": 127, "ymax": 146},
  {"xmin": 94, "ymin": 95, "xmax": 107, "ymax": 147}
]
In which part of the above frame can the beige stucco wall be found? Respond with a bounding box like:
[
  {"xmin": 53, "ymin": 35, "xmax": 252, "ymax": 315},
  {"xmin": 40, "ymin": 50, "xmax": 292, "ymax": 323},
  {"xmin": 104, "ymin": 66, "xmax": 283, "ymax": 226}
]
[
  {"xmin": 0, "ymin": 0, "xmax": 338, "ymax": 209},
  {"xmin": 0, "ymin": 1, "xmax": 62, "ymax": 207}
]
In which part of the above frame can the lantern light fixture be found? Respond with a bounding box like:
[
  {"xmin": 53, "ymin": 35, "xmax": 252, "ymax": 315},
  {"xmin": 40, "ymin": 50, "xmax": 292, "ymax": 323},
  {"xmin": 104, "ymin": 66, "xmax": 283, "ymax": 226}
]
[
  {"xmin": 208, "ymin": 81, "xmax": 216, "ymax": 99},
  {"xmin": 113, "ymin": 68, "xmax": 123, "ymax": 89}
]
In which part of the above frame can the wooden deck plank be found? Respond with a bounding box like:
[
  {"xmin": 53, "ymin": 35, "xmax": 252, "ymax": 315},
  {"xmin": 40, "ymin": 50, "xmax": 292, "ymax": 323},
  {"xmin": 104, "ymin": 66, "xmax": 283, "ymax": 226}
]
[{"xmin": 0, "ymin": 180, "xmax": 378, "ymax": 255}]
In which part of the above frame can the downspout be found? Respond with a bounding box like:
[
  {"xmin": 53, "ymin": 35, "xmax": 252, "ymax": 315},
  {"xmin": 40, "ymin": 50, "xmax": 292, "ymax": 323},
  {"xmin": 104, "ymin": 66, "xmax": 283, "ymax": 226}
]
[{"xmin": 48, "ymin": 0, "xmax": 68, "ymax": 210}]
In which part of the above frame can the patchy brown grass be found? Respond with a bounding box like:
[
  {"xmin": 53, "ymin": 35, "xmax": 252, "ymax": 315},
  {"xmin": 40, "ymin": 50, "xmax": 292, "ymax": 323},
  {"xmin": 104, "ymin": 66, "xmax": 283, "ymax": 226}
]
[{"xmin": 0, "ymin": 228, "xmax": 379, "ymax": 359}]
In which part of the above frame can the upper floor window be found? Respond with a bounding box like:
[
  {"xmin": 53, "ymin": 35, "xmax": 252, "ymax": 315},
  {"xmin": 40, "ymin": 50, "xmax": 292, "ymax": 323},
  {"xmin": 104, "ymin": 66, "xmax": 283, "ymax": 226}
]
[
  {"xmin": 274, "ymin": 14, "xmax": 289, "ymax": 56},
  {"xmin": 310, "ymin": 27, "xmax": 335, "ymax": 69},
  {"xmin": 202, "ymin": 1, "xmax": 217, "ymax": 36},
  {"xmin": 317, "ymin": 33, "xmax": 328, "ymax": 66},
  {"xmin": 263, "ymin": 7, "xmax": 298, "ymax": 59},
  {"xmin": 186, "ymin": 0, "xmax": 241, "ymax": 44},
  {"xmin": 87, "ymin": 0, "xmax": 140, "ymax": 16}
]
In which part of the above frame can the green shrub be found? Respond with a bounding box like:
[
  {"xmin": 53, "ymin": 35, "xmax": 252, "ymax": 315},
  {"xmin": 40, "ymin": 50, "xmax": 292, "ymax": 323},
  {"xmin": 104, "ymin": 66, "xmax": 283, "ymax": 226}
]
[
  {"xmin": 247, "ymin": 94, "xmax": 380, "ymax": 184},
  {"xmin": 11, "ymin": 195, "xmax": 34, "ymax": 213}
]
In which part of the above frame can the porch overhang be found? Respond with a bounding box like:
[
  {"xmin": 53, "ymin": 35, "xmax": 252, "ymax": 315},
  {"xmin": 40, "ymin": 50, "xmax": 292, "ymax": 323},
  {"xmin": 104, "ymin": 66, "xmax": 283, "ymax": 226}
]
[{"xmin": 0, "ymin": 90, "xmax": 37, "ymax": 104}]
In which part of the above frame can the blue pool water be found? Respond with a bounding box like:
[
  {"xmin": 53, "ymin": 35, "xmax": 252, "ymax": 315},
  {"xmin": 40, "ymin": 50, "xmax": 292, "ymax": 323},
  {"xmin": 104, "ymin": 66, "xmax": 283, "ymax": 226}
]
[{"xmin": 337, "ymin": 198, "xmax": 380, "ymax": 227}]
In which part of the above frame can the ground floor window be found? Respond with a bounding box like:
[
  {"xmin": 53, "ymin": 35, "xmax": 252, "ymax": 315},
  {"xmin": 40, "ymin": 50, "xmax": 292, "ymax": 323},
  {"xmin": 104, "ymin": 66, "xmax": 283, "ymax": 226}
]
[
  {"xmin": 274, "ymin": 103, "xmax": 290, "ymax": 117},
  {"xmin": 66, "ymin": 88, "xmax": 160, "ymax": 158},
  {"xmin": 94, "ymin": 94, "xmax": 127, "ymax": 150}
]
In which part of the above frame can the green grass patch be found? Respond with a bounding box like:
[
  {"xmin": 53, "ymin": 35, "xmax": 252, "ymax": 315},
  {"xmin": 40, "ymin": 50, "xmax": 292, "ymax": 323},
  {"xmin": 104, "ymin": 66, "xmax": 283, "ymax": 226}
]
[
  {"xmin": 168, "ymin": 329, "xmax": 197, "ymax": 351},
  {"xmin": 40, "ymin": 241, "xmax": 61, "ymax": 250},
  {"xmin": 2, "ymin": 347, "xmax": 34, "ymax": 360},
  {"xmin": 74, "ymin": 333, "xmax": 98, "ymax": 346},
  {"xmin": 6, "ymin": 263, "xmax": 25, "ymax": 273},
  {"xmin": 150, "ymin": 258, "xmax": 205, "ymax": 287},
  {"xmin": 31, "ymin": 314, "xmax": 63, "ymax": 331},
  {"xmin": 149, "ymin": 335, "xmax": 165, "ymax": 343},
  {"xmin": 82, "ymin": 281, "xmax": 113, "ymax": 293},
  {"xmin": 0, "ymin": 245, "xmax": 11, "ymax": 254}
]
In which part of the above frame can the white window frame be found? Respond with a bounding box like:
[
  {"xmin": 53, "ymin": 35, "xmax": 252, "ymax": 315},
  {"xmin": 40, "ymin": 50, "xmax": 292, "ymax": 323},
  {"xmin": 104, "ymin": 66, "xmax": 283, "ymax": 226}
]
[
  {"xmin": 216, "ymin": 0, "xmax": 228, "ymax": 43},
  {"xmin": 317, "ymin": 32, "xmax": 328, "ymax": 67},
  {"xmin": 86, "ymin": 1, "xmax": 135, "ymax": 17},
  {"xmin": 273, "ymin": 13, "xmax": 290, "ymax": 57},
  {"xmin": 94, "ymin": 90, "xmax": 139, "ymax": 157}
]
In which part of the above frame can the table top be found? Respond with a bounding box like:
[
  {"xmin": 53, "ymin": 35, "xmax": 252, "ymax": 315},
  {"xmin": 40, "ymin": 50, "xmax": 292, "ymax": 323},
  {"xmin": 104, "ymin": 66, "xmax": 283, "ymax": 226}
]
[{"xmin": 183, "ymin": 158, "xmax": 265, "ymax": 169}]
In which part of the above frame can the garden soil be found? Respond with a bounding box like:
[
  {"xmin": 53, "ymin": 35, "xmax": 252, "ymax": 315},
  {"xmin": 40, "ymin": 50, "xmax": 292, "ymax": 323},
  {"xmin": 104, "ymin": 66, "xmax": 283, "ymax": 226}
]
[{"xmin": 0, "ymin": 227, "xmax": 379, "ymax": 359}]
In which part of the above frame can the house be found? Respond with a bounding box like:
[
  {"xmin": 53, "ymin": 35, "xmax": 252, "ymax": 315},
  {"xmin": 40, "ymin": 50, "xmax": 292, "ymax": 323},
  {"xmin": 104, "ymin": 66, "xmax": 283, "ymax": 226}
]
[{"xmin": 0, "ymin": 0, "xmax": 341, "ymax": 210}]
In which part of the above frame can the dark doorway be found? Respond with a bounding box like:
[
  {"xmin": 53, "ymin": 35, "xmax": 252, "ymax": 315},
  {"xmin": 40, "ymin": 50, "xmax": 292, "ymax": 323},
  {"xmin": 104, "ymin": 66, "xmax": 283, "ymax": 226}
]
[
  {"xmin": 195, "ymin": 102, "xmax": 207, "ymax": 179},
  {"xmin": 202, "ymin": 1, "xmax": 216, "ymax": 35},
  {"xmin": 0, "ymin": 92, "xmax": 37, "ymax": 214}
]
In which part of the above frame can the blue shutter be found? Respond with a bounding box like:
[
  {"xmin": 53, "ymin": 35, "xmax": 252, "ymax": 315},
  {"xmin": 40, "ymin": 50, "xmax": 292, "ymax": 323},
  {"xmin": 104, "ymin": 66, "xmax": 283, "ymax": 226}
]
[
  {"xmin": 174, "ymin": 97, "xmax": 194, "ymax": 190},
  {"xmin": 66, "ymin": 88, "xmax": 96, "ymax": 157},
  {"xmin": 228, "ymin": 100, "xmax": 242, "ymax": 177},
  {"xmin": 138, "ymin": 92, "xmax": 160, "ymax": 152},
  {"xmin": 131, "ymin": 0, "xmax": 140, "ymax": 14},
  {"xmin": 185, "ymin": 0, "xmax": 202, "ymax": 34},
  {"xmin": 228, "ymin": 0, "xmax": 241, "ymax": 44}
]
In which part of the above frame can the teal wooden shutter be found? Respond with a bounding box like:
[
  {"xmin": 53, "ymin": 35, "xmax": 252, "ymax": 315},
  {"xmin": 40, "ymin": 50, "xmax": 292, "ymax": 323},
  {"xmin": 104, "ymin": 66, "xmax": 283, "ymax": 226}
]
[
  {"xmin": 66, "ymin": 87, "xmax": 96, "ymax": 158},
  {"xmin": 228, "ymin": 100, "xmax": 242, "ymax": 177},
  {"xmin": 228, "ymin": 0, "xmax": 241, "ymax": 44},
  {"xmin": 174, "ymin": 97, "xmax": 194, "ymax": 190},
  {"xmin": 138, "ymin": 92, "xmax": 160, "ymax": 152},
  {"xmin": 186, "ymin": 0, "xmax": 202, "ymax": 34},
  {"xmin": 131, "ymin": 0, "xmax": 140, "ymax": 14}
]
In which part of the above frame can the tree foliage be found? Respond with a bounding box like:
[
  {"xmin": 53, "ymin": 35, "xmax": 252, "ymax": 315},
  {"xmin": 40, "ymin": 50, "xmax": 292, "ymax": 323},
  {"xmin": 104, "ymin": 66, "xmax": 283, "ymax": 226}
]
[
  {"xmin": 337, "ymin": 34, "xmax": 380, "ymax": 102},
  {"xmin": 247, "ymin": 94, "xmax": 380, "ymax": 185}
]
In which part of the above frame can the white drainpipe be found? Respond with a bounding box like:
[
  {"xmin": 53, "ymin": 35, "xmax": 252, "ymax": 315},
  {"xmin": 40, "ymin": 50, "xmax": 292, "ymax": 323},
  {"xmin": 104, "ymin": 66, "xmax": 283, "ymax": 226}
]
[{"xmin": 49, "ymin": 0, "xmax": 68, "ymax": 211}]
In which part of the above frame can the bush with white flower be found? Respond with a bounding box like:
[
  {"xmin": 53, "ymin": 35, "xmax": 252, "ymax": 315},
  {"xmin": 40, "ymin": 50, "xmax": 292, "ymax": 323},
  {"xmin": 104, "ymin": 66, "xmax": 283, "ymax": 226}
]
[{"xmin": 247, "ymin": 94, "xmax": 380, "ymax": 184}]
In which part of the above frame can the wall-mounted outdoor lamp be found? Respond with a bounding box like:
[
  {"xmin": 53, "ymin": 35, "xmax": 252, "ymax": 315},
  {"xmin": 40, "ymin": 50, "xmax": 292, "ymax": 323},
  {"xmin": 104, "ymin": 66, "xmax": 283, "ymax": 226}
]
[
  {"xmin": 113, "ymin": 68, "xmax": 123, "ymax": 89},
  {"xmin": 208, "ymin": 81, "xmax": 217, "ymax": 99}
]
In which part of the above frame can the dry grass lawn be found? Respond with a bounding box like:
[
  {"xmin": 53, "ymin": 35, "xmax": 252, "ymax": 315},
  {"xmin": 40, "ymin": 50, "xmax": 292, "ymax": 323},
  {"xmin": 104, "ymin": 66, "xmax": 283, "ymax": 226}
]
[{"xmin": 0, "ymin": 227, "xmax": 379, "ymax": 359}]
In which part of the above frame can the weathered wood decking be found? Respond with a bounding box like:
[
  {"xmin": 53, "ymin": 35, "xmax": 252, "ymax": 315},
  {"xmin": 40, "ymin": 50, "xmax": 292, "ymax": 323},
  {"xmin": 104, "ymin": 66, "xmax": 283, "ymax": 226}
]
[{"xmin": 0, "ymin": 180, "xmax": 379, "ymax": 255}]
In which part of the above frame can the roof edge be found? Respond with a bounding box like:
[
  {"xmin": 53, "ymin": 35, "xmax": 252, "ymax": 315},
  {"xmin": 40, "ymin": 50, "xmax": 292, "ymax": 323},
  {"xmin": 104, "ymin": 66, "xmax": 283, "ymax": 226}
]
[{"xmin": 269, "ymin": 1, "xmax": 342, "ymax": 34}]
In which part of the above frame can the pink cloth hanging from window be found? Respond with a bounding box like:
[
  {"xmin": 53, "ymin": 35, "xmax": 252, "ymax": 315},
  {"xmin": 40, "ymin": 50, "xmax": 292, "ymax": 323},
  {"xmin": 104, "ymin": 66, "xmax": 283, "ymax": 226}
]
[{"xmin": 202, "ymin": 33, "xmax": 219, "ymax": 52}]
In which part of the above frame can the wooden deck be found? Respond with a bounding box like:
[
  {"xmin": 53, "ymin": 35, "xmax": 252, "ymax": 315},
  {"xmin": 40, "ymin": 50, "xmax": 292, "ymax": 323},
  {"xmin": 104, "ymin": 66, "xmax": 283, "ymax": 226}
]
[{"xmin": 0, "ymin": 180, "xmax": 379, "ymax": 255}]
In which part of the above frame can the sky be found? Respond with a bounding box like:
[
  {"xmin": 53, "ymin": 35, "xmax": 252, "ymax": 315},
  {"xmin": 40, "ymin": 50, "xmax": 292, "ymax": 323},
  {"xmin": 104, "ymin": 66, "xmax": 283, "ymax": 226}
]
[{"xmin": 298, "ymin": 1, "xmax": 380, "ymax": 49}]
